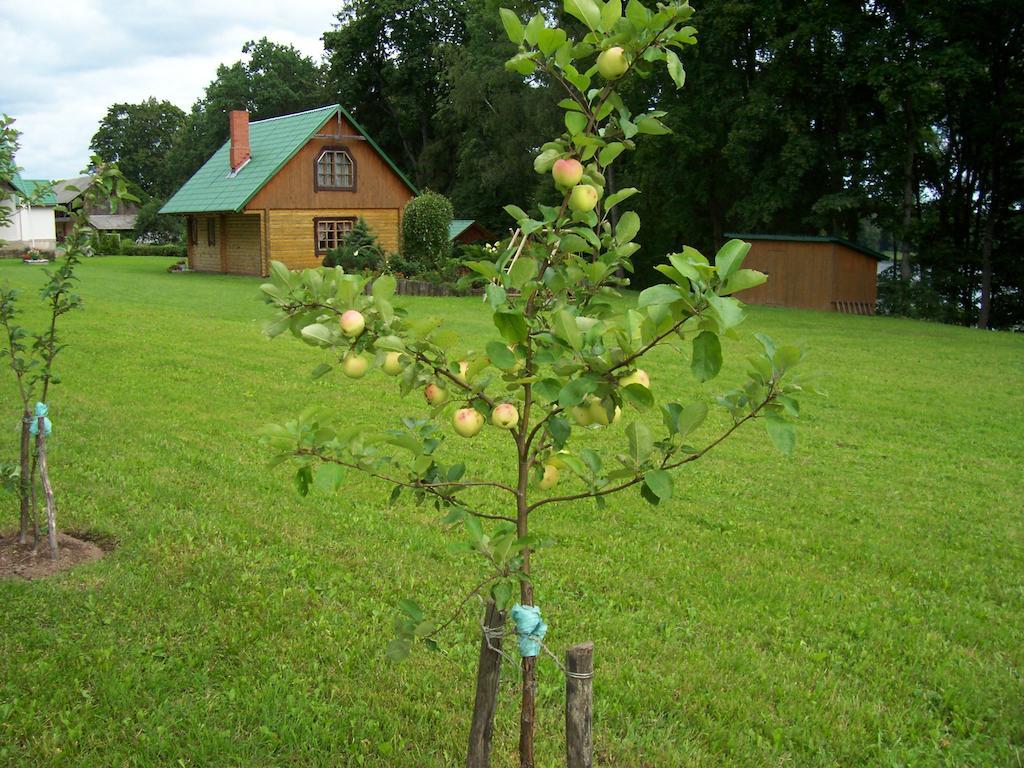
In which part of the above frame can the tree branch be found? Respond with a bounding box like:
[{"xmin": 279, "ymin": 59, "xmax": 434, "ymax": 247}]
[
  {"xmin": 426, "ymin": 573, "xmax": 503, "ymax": 639},
  {"xmin": 296, "ymin": 449, "xmax": 517, "ymax": 521},
  {"xmin": 527, "ymin": 389, "xmax": 776, "ymax": 513}
]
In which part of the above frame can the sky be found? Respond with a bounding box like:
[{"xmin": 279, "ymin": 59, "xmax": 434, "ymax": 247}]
[{"xmin": 1, "ymin": 0, "xmax": 341, "ymax": 181}]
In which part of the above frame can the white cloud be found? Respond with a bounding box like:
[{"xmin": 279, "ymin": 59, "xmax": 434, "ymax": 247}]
[{"xmin": 1, "ymin": 0, "xmax": 340, "ymax": 180}]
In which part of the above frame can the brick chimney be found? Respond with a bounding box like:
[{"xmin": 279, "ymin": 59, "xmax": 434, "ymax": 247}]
[{"xmin": 229, "ymin": 110, "xmax": 250, "ymax": 172}]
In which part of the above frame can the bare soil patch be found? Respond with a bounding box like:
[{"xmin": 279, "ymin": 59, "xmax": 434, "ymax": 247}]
[{"xmin": 0, "ymin": 531, "xmax": 109, "ymax": 580}]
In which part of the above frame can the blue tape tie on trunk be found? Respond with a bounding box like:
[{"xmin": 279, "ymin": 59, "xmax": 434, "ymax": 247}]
[
  {"xmin": 510, "ymin": 603, "xmax": 547, "ymax": 658},
  {"xmin": 29, "ymin": 402, "xmax": 52, "ymax": 437}
]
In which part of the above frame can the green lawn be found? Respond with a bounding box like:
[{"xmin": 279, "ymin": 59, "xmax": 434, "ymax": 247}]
[{"xmin": 1, "ymin": 256, "xmax": 1022, "ymax": 767}]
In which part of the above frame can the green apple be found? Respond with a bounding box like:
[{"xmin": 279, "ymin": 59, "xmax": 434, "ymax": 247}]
[
  {"xmin": 571, "ymin": 402, "xmax": 595, "ymax": 426},
  {"xmin": 597, "ymin": 47, "xmax": 629, "ymax": 80},
  {"xmin": 491, "ymin": 403, "xmax": 519, "ymax": 429},
  {"xmin": 339, "ymin": 309, "xmax": 365, "ymax": 337},
  {"xmin": 569, "ymin": 184, "xmax": 600, "ymax": 214},
  {"xmin": 424, "ymin": 383, "xmax": 448, "ymax": 406},
  {"xmin": 453, "ymin": 407, "xmax": 485, "ymax": 438},
  {"xmin": 618, "ymin": 369, "xmax": 650, "ymax": 389},
  {"xmin": 587, "ymin": 396, "xmax": 620, "ymax": 426},
  {"xmin": 453, "ymin": 360, "xmax": 469, "ymax": 385},
  {"xmin": 552, "ymin": 158, "xmax": 584, "ymax": 187},
  {"xmin": 381, "ymin": 351, "xmax": 404, "ymax": 375},
  {"xmin": 538, "ymin": 464, "xmax": 560, "ymax": 490},
  {"xmin": 342, "ymin": 353, "xmax": 369, "ymax": 378}
]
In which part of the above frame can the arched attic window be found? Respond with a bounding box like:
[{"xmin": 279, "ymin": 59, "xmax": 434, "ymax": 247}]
[{"xmin": 315, "ymin": 147, "xmax": 355, "ymax": 190}]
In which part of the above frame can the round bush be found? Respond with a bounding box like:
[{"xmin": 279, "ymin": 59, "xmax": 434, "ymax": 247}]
[{"xmin": 400, "ymin": 190, "xmax": 453, "ymax": 275}]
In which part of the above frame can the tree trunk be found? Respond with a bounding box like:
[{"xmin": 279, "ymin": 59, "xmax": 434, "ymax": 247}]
[
  {"xmin": 900, "ymin": 136, "xmax": 915, "ymax": 281},
  {"xmin": 35, "ymin": 421, "xmax": 58, "ymax": 559},
  {"xmin": 466, "ymin": 600, "xmax": 506, "ymax": 768},
  {"xmin": 978, "ymin": 178, "xmax": 997, "ymax": 329},
  {"xmin": 518, "ymin": 601, "xmax": 537, "ymax": 768},
  {"xmin": 565, "ymin": 642, "xmax": 594, "ymax": 768},
  {"xmin": 978, "ymin": 212, "xmax": 994, "ymax": 329},
  {"xmin": 17, "ymin": 410, "xmax": 31, "ymax": 544}
]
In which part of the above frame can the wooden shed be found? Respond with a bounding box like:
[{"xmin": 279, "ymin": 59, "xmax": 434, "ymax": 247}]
[{"xmin": 724, "ymin": 233, "xmax": 883, "ymax": 314}]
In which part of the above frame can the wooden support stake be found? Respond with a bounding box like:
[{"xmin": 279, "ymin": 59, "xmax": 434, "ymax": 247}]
[
  {"xmin": 467, "ymin": 600, "xmax": 505, "ymax": 768},
  {"xmin": 566, "ymin": 642, "xmax": 594, "ymax": 768},
  {"xmin": 17, "ymin": 411, "xmax": 31, "ymax": 544},
  {"xmin": 35, "ymin": 419, "xmax": 58, "ymax": 559}
]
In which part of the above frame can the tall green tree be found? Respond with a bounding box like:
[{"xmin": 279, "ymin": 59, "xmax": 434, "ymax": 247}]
[
  {"xmin": 323, "ymin": 0, "xmax": 469, "ymax": 187},
  {"xmin": 439, "ymin": 0, "xmax": 563, "ymax": 232},
  {"xmin": 89, "ymin": 98, "xmax": 187, "ymax": 198}
]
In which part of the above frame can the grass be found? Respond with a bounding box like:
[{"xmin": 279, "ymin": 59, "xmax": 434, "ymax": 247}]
[{"xmin": 1, "ymin": 256, "xmax": 1022, "ymax": 767}]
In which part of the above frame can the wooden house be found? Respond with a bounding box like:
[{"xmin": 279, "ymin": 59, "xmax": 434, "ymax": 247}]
[
  {"xmin": 724, "ymin": 233, "xmax": 883, "ymax": 314},
  {"xmin": 160, "ymin": 105, "xmax": 418, "ymax": 276}
]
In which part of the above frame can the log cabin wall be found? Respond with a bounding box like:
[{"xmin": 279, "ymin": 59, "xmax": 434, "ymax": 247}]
[
  {"xmin": 190, "ymin": 215, "xmax": 221, "ymax": 272},
  {"xmin": 265, "ymin": 208, "xmax": 400, "ymax": 271},
  {"xmin": 224, "ymin": 214, "xmax": 262, "ymax": 275}
]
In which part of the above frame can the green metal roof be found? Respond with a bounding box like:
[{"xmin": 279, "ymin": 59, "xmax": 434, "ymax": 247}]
[
  {"xmin": 10, "ymin": 173, "xmax": 57, "ymax": 205},
  {"xmin": 449, "ymin": 219, "xmax": 475, "ymax": 240},
  {"xmin": 160, "ymin": 104, "xmax": 417, "ymax": 215},
  {"xmin": 724, "ymin": 233, "xmax": 886, "ymax": 261}
]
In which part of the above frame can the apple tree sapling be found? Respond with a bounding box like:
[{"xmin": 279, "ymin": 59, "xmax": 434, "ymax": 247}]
[
  {"xmin": 1, "ymin": 121, "xmax": 135, "ymax": 556},
  {"xmin": 259, "ymin": 2, "xmax": 816, "ymax": 766}
]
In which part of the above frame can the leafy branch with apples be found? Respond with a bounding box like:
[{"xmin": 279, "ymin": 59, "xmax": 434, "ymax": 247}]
[{"xmin": 259, "ymin": 1, "xmax": 816, "ymax": 765}]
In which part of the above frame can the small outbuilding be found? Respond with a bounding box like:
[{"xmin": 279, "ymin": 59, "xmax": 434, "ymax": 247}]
[
  {"xmin": 449, "ymin": 219, "xmax": 496, "ymax": 245},
  {"xmin": 724, "ymin": 233, "xmax": 883, "ymax": 315}
]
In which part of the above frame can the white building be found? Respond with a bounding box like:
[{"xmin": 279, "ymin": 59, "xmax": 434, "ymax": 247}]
[{"xmin": 0, "ymin": 173, "xmax": 57, "ymax": 251}]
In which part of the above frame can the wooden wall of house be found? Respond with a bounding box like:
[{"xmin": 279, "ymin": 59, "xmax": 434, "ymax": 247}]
[
  {"xmin": 187, "ymin": 213, "xmax": 262, "ymax": 275},
  {"xmin": 265, "ymin": 208, "xmax": 400, "ymax": 271},
  {"xmin": 244, "ymin": 115, "xmax": 414, "ymax": 212},
  {"xmin": 224, "ymin": 214, "xmax": 262, "ymax": 275},
  {"xmin": 738, "ymin": 241, "xmax": 834, "ymax": 311},
  {"xmin": 189, "ymin": 215, "xmax": 220, "ymax": 272}
]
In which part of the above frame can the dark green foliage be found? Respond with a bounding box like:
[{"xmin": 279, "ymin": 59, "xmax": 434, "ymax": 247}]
[
  {"xmin": 89, "ymin": 233, "xmax": 184, "ymax": 258},
  {"xmin": 323, "ymin": 218, "xmax": 384, "ymax": 272},
  {"xmin": 91, "ymin": 233, "xmax": 125, "ymax": 255},
  {"xmin": 323, "ymin": 0, "xmax": 469, "ymax": 188},
  {"xmin": 119, "ymin": 243, "xmax": 186, "ymax": 258},
  {"xmin": 133, "ymin": 198, "xmax": 184, "ymax": 245},
  {"xmin": 400, "ymin": 191, "xmax": 454, "ymax": 274}
]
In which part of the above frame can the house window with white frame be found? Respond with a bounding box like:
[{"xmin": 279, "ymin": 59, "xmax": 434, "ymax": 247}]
[
  {"xmin": 315, "ymin": 218, "xmax": 355, "ymax": 254},
  {"xmin": 315, "ymin": 148, "xmax": 355, "ymax": 190}
]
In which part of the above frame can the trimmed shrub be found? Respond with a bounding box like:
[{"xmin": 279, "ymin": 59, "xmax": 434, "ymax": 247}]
[
  {"xmin": 400, "ymin": 190, "xmax": 453, "ymax": 275},
  {"xmin": 121, "ymin": 243, "xmax": 186, "ymax": 257},
  {"xmin": 323, "ymin": 217, "xmax": 384, "ymax": 272},
  {"xmin": 92, "ymin": 232, "xmax": 124, "ymax": 255}
]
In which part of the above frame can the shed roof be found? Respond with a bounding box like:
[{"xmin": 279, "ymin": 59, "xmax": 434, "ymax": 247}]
[
  {"xmin": 448, "ymin": 219, "xmax": 475, "ymax": 240},
  {"xmin": 724, "ymin": 233, "xmax": 886, "ymax": 261},
  {"xmin": 160, "ymin": 104, "xmax": 418, "ymax": 214},
  {"xmin": 88, "ymin": 214, "xmax": 137, "ymax": 231}
]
